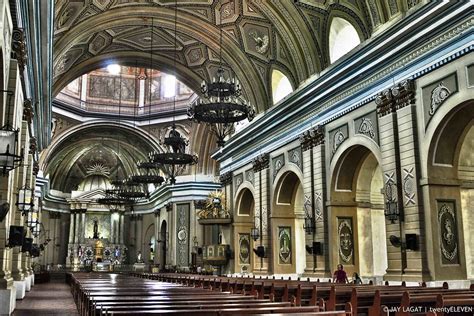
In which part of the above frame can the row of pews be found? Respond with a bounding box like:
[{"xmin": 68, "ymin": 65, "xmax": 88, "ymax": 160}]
[
  {"xmin": 69, "ymin": 272, "xmax": 351, "ymax": 315},
  {"xmin": 131, "ymin": 273, "xmax": 474, "ymax": 316}
]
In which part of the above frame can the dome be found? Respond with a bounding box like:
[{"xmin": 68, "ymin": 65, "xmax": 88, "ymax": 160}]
[{"xmin": 77, "ymin": 174, "xmax": 112, "ymax": 192}]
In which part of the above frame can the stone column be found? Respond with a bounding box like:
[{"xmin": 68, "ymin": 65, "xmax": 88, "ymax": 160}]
[
  {"xmin": 68, "ymin": 211, "xmax": 75, "ymax": 244},
  {"xmin": 393, "ymin": 81, "xmax": 430, "ymax": 281},
  {"xmin": 300, "ymin": 126, "xmax": 330, "ymax": 277},
  {"xmin": 252, "ymin": 153, "xmax": 270, "ymax": 274},
  {"xmin": 74, "ymin": 213, "xmax": 80, "ymax": 244},
  {"xmin": 80, "ymin": 211, "xmax": 86, "ymax": 243},
  {"xmin": 119, "ymin": 214, "xmax": 124, "ymax": 244}
]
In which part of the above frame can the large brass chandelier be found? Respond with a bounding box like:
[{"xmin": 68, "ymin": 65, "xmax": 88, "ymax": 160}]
[
  {"xmin": 148, "ymin": 2, "xmax": 197, "ymax": 184},
  {"xmin": 188, "ymin": 18, "xmax": 255, "ymax": 147}
]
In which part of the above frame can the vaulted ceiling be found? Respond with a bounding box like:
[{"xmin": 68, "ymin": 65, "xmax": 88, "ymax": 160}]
[
  {"xmin": 52, "ymin": 0, "xmax": 413, "ymax": 113},
  {"xmin": 46, "ymin": 0, "xmax": 418, "ymax": 192}
]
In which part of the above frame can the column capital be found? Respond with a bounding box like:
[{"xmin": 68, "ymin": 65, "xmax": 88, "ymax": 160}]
[
  {"xmin": 252, "ymin": 153, "xmax": 270, "ymax": 172},
  {"xmin": 12, "ymin": 28, "xmax": 27, "ymax": 71},
  {"xmin": 219, "ymin": 172, "xmax": 232, "ymax": 185},
  {"xmin": 154, "ymin": 209, "xmax": 160, "ymax": 217},
  {"xmin": 299, "ymin": 125, "xmax": 325, "ymax": 151},
  {"xmin": 376, "ymin": 79, "xmax": 416, "ymax": 117}
]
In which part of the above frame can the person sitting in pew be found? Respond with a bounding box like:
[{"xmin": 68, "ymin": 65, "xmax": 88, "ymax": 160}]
[
  {"xmin": 352, "ymin": 272, "xmax": 362, "ymax": 285},
  {"xmin": 333, "ymin": 264, "xmax": 349, "ymax": 284}
]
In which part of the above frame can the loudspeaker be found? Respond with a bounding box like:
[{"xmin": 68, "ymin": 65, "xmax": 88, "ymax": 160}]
[
  {"xmin": 313, "ymin": 242, "xmax": 323, "ymax": 255},
  {"xmin": 0, "ymin": 202, "xmax": 9, "ymax": 222},
  {"xmin": 197, "ymin": 247, "xmax": 203, "ymax": 255},
  {"xmin": 21, "ymin": 237, "xmax": 33, "ymax": 253},
  {"xmin": 225, "ymin": 246, "xmax": 233, "ymax": 260},
  {"xmin": 405, "ymin": 234, "xmax": 418, "ymax": 251},
  {"xmin": 8, "ymin": 226, "xmax": 24, "ymax": 247},
  {"xmin": 253, "ymin": 246, "xmax": 265, "ymax": 258}
]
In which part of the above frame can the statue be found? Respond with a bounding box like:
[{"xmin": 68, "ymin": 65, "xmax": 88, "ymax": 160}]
[
  {"xmin": 137, "ymin": 251, "xmax": 143, "ymax": 263},
  {"xmin": 93, "ymin": 219, "xmax": 99, "ymax": 239},
  {"xmin": 114, "ymin": 246, "xmax": 121, "ymax": 258},
  {"xmin": 77, "ymin": 246, "xmax": 83, "ymax": 260}
]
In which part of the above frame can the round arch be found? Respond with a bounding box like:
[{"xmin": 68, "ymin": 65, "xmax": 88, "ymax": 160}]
[
  {"xmin": 421, "ymin": 100, "xmax": 473, "ymax": 280},
  {"xmin": 53, "ymin": 6, "xmax": 267, "ymax": 112},
  {"xmin": 329, "ymin": 142, "xmax": 387, "ymax": 281},
  {"xmin": 233, "ymin": 186, "xmax": 256, "ymax": 274},
  {"xmin": 143, "ymin": 223, "xmax": 155, "ymax": 264},
  {"xmin": 272, "ymin": 169, "xmax": 305, "ymax": 275}
]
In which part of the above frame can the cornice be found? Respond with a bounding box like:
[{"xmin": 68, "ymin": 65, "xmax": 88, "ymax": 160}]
[{"xmin": 213, "ymin": 2, "xmax": 472, "ymax": 172}]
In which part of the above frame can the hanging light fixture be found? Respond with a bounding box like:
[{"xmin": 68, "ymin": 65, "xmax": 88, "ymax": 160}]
[
  {"xmin": 132, "ymin": 21, "xmax": 165, "ymax": 187},
  {"xmin": 187, "ymin": 3, "xmax": 255, "ymax": 147},
  {"xmin": 17, "ymin": 185, "xmax": 34, "ymax": 216},
  {"xmin": 148, "ymin": 1, "xmax": 198, "ymax": 184},
  {"xmin": 0, "ymin": 90, "xmax": 22, "ymax": 174}
]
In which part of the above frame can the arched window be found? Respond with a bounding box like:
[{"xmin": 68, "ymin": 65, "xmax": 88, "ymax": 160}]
[
  {"xmin": 271, "ymin": 70, "xmax": 293, "ymax": 105},
  {"xmin": 329, "ymin": 17, "xmax": 361, "ymax": 64}
]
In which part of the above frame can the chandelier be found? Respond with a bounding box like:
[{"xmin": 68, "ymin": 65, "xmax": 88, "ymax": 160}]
[
  {"xmin": 188, "ymin": 25, "xmax": 255, "ymax": 147},
  {"xmin": 148, "ymin": 3, "xmax": 198, "ymax": 184}
]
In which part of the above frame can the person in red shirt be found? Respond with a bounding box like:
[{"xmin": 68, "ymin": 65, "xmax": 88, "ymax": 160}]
[{"xmin": 332, "ymin": 264, "xmax": 349, "ymax": 283}]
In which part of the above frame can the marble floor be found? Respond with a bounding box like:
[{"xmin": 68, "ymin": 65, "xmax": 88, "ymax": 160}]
[{"xmin": 13, "ymin": 281, "xmax": 78, "ymax": 316}]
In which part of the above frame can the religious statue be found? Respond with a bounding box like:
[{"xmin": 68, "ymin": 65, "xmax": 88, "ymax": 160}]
[
  {"xmin": 137, "ymin": 251, "xmax": 143, "ymax": 263},
  {"xmin": 93, "ymin": 219, "xmax": 99, "ymax": 239},
  {"xmin": 77, "ymin": 246, "xmax": 83, "ymax": 259},
  {"xmin": 114, "ymin": 246, "xmax": 121, "ymax": 258}
]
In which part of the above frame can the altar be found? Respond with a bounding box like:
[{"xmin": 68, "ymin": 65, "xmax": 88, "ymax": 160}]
[{"xmin": 93, "ymin": 262, "xmax": 112, "ymax": 272}]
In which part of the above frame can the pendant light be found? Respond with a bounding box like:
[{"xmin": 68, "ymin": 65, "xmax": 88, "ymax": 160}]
[{"xmin": 148, "ymin": 1, "xmax": 198, "ymax": 184}]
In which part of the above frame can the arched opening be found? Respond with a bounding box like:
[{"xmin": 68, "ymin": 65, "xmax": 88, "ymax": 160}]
[
  {"xmin": 143, "ymin": 224, "xmax": 155, "ymax": 264},
  {"xmin": 426, "ymin": 101, "xmax": 473, "ymax": 280},
  {"xmin": 329, "ymin": 17, "xmax": 361, "ymax": 64},
  {"xmin": 238, "ymin": 188, "xmax": 254, "ymax": 216},
  {"xmin": 331, "ymin": 145, "xmax": 387, "ymax": 282},
  {"xmin": 272, "ymin": 171, "xmax": 305, "ymax": 274},
  {"xmin": 271, "ymin": 70, "xmax": 294, "ymax": 104},
  {"xmin": 159, "ymin": 220, "xmax": 168, "ymax": 270},
  {"xmin": 234, "ymin": 188, "xmax": 255, "ymax": 274}
]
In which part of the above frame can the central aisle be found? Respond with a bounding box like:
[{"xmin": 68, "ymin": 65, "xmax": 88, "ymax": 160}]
[{"xmin": 13, "ymin": 280, "xmax": 78, "ymax": 316}]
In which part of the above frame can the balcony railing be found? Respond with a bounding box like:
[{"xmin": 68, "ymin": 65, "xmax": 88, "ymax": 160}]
[{"xmin": 54, "ymin": 92, "xmax": 198, "ymax": 116}]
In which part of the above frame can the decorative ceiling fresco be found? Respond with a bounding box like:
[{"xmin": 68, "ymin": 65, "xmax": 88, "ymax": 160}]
[{"xmin": 52, "ymin": 0, "xmax": 413, "ymax": 113}]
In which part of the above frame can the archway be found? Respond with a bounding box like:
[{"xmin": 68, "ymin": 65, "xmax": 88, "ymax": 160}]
[
  {"xmin": 272, "ymin": 171, "xmax": 305, "ymax": 274},
  {"xmin": 160, "ymin": 220, "xmax": 168, "ymax": 270},
  {"xmin": 424, "ymin": 101, "xmax": 473, "ymax": 280},
  {"xmin": 330, "ymin": 145, "xmax": 387, "ymax": 282},
  {"xmin": 143, "ymin": 224, "xmax": 155, "ymax": 264},
  {"xmin": 234, "ymin": 187, "xmax": 255, "ymax": 274}
]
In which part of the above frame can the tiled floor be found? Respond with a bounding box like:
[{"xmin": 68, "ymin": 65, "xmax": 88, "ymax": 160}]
[{"xmin": 13, "ymin": 281, "xmax": 79, "ymax": 316}]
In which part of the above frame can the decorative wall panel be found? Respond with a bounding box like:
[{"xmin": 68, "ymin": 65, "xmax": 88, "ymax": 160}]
[
  {"xmin": 437, "ymin": 200, "xmax": 459, "ymax": 264},
  {"xmin": 354, "ymin": 111, "xmax": 379, "ymax": 144},
  {"xmin": 278, "ymin": 227, "xmax": 291, "ymax": 264},
  {"xmin": 176, "ymin": 203, "xmax": 190, "ymax": 267},
  {"xmin": 288, "ymin": 146, "xmax": 302, "ymax": 170},
  {"xmin": 422, "ymin": 73, "xmax": 457, "ymax": 126},
  {"xmin": 272, "ymin": 154, "xmax": 285, "ymax": 181},
  {"xmin": 338, "ymin": 217, "xmax": 354, "ymax": 265},
  {"xmin": 239, "ymin": 233, "xmax": 250, "ymax": 264},
  {"xmin": 329, "ymin": 124, "xmax": 348, "ymax": 158}
]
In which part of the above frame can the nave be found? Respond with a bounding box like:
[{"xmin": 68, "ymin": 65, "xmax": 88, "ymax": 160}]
[{"xmin": 51, "ymin": 272, "xmax": 474, "ymax": 315}]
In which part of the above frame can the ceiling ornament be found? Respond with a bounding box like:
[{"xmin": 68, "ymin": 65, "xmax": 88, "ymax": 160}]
[
  {"xmin": 188, "ymin": 2, "xmax": 255, "ymax": 147},
  {"xmin": 148, "ymin": 1, "xmax": 198, "ymax": 185}
]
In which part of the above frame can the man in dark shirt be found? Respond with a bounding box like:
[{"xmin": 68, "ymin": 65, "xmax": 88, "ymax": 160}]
[{"xmin": 332, "ymin": 264, "xmax": 349, "ymax": 283}]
